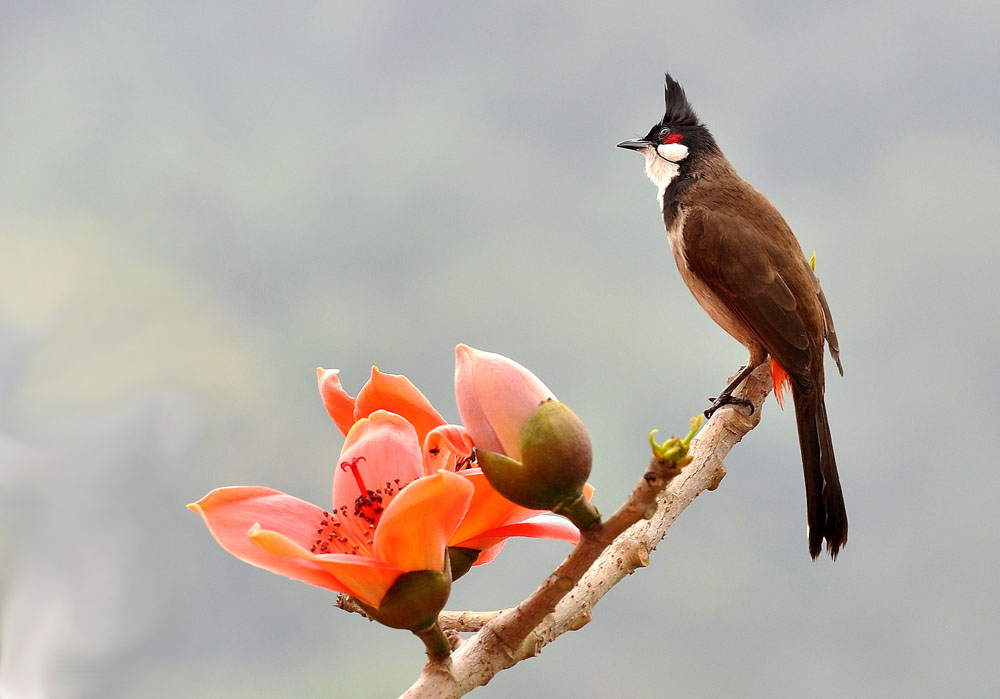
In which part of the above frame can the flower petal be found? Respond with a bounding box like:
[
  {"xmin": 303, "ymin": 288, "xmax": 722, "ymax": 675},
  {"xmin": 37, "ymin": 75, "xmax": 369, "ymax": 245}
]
[
  {"xmin": 334, "ymin": 410, "xmax": 424, "ymax": 514},
  {"xmin": 464, "ymin": 512, "xmax": 582, "ymax": 547},
  {"xmin": 457, "ymin": 514, "xmax": 581, "ymax": 568},
  {"xmin": 467, "ymin": 540, "xmax": 505, "ymax": 567},
  {"xmin": 374, "ymin": 470, "xmax": 474, "ymax": 573},
  {"xmin": 248, "ymin": 525, "xmax": 401, "ymax": 607},
  {"xmin": 317, "ymin": 368, "xmax": 358, "ymax": 435},
  {"xmin": 447, "ymin": 470, "xmax": 538, "ymax": 547},
  {"xmin": 354, "ymin": 367, "xmax": 446, "ymax": 444},
  {"xmin": 422, "ymin": 424, "xmax": 476, "ymax": 475},
  {"xmin": 188, "ymin": 487, "xmax": 346, "ymax": 592},
  {"xmin": 454, "ymin": 344, "xmax": 555, "ymax": 460}
]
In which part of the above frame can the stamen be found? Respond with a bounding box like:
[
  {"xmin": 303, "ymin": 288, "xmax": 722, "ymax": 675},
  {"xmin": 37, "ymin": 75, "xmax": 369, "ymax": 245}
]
[
  {"xmin": 312, "ymin": 511, "xmax": 351, "ymax": 553},
  {"xmin": 353, "ymin": 489, "xmax": 384, "ymax": 527},
  {"xmin": 339, "ymin": 455, "xmax": 385, "ymax": 528},
  {"xmin": 312, "ymin": 459, "xmax": 421, "ymax": 556},
  {"xmin": 456, "ymin": 447, "xmax": 478, "ymax": 471}
]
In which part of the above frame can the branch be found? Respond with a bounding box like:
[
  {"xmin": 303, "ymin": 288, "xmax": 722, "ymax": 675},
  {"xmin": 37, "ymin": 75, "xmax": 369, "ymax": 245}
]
[
  {"xmin": 337, "ymin": 596, "xmax": 506, "ymax": 634},
  {"xmin": 401, "ymin": 364, "xmax": 772, "ymax": 697}
]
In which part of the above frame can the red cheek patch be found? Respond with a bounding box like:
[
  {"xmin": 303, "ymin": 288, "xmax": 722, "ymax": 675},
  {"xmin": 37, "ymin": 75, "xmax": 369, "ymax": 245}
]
[{"xmin": 661, "ymin": 133, "xmax": 684, "ymax": 144}]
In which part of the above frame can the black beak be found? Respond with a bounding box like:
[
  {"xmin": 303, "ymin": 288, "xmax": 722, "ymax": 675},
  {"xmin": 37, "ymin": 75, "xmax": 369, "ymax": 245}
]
[{"xmin": 616, "ymin": 138, "xmax": 653, "ymax": 151}]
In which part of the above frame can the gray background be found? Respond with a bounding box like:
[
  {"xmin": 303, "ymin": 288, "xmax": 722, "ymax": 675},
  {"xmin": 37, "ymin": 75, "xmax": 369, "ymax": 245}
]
[{"xmin": 1, "ymin": 1, "xmax": 997, "ymax": 697}]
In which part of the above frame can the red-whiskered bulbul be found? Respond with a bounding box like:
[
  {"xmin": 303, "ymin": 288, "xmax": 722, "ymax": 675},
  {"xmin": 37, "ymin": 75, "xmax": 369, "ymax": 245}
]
[{"xmin": 618, "ymin": 73, "xmax": 847, "ymax": 559}]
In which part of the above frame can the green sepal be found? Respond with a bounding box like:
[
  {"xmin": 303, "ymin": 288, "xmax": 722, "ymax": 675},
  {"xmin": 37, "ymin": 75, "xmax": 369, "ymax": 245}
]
[
  {"xmin": 353, "ymin": 568, "xmax": 451, "ymax": 631},
  {"xmin": 476, "ymin": 450, "xmax": 539, "ymax": 506},
  {"xmin": 447, "ymin": 546, "xmax": 480, "ymax": 581},
  {"xmin": 478, "ymin": 400, "xmax": 593, "ymax": 512}
]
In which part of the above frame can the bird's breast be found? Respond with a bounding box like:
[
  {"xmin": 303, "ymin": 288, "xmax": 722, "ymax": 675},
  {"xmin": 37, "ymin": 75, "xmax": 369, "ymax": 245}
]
[{"xmin": 664, "ymin": 208, "xmax": 759, "ymax": 349}]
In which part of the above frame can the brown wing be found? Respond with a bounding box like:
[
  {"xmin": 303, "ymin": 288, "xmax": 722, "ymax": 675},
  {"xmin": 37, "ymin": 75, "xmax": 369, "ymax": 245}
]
[
  {"xmin": 817, "ymin": 286, "xmax": 843, "ymax": 375},
  {"xmin": 682, "ymin": 206, "xmax": 823, "ymax": 388}
]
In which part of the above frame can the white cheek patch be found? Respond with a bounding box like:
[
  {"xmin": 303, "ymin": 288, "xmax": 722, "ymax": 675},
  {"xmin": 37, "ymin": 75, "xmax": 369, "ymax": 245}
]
[
  {"xmin": 656, "ymin": 142, "xmax": 689, "ymax": 162},
  {"xmin": 641, "ymin": 145, "xmax": 683, "ymax": 195}
]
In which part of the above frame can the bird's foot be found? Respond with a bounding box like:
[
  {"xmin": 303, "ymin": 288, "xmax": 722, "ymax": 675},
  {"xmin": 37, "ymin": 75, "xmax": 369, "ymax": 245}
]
[{"xmin": 704, "ymin": 392, "xmax": 755, "ymax": 419}]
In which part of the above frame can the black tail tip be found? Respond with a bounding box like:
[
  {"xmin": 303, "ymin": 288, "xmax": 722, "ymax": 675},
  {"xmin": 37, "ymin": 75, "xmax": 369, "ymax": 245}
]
[{"xmin": 809, "ymin": 530, "xmax": 846, "ymax": 560}]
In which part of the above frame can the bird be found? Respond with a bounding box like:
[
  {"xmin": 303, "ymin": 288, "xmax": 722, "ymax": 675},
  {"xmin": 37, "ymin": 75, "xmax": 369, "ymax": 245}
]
[{"xmin": 617, "ymin": 73, "xmax": 847, "ymax": 559}]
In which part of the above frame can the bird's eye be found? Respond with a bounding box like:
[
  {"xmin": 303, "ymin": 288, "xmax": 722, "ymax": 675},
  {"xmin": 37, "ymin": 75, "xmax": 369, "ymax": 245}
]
[{"xmin": 660, "ymin": 130, "xmax": 684, "ymax": 145}]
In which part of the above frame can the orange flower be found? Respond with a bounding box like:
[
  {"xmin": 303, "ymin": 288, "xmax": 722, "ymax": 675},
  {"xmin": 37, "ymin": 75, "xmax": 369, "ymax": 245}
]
[
  {"xmin": 189, "ymin": 411, "xmax": 473, "ymax": 608},
  {"xmin": 318, "ymin": 366, "xmax": 447, "ymax": 448},
  {"xmin": 317, "ymin": 362, "xmax": 582, "ymax": 565}
]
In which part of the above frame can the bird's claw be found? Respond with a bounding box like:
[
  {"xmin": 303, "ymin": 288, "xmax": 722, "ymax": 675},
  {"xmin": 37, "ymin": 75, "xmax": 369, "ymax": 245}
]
[{"xmin": 704, "ymin": 393, "xmax": 755, "ymax": 419}]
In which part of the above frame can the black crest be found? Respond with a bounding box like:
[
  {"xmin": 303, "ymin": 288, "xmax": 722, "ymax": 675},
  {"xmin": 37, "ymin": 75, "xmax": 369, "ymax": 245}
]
[{"xmin": 662, "ymin": 73, "xmax": 700, "ymax": 129}]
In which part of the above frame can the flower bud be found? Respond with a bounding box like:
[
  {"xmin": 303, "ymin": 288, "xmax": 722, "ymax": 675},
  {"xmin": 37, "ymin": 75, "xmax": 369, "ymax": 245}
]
[
  {"xmin": 478, "ymin": 401, "xmax": 597, "ymax": 529},
  {"xmin": 454, "ymin": 344, "xmax": 555, "ymax": 460}
]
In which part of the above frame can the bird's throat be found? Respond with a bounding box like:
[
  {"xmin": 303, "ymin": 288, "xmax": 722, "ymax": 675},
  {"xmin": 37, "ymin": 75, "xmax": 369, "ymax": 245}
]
[{"xmin": 642, "ymin": 146, "xmax": 685, "ymax": 207}]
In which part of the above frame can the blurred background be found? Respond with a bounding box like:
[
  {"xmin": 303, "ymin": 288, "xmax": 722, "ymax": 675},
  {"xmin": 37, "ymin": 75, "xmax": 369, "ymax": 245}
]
[{"xmin": 1, "ymin": 1, "xmax": 997, "ymax": 697}]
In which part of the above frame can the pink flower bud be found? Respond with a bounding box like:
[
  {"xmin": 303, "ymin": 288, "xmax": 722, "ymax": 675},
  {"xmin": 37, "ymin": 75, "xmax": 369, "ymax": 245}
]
[{"xmin": 454, "ymin": 344, "xmax": 555, "ymax": 460}]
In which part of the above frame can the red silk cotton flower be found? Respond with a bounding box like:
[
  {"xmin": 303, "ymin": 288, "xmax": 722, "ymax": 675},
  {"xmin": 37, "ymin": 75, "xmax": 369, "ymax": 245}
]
[
  {"xmin": 317, "ymin": 362, "xmax": 583, "ymax": 567},
  {"xmin": 189, "ymin": 411, "xmax": 473, "ymax": 608}
]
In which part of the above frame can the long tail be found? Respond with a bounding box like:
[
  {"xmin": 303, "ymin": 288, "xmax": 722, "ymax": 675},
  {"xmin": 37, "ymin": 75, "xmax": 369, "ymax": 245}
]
[{"xmin": 792, "ymin": 384, "xmax": 848, "ymax": 559}]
